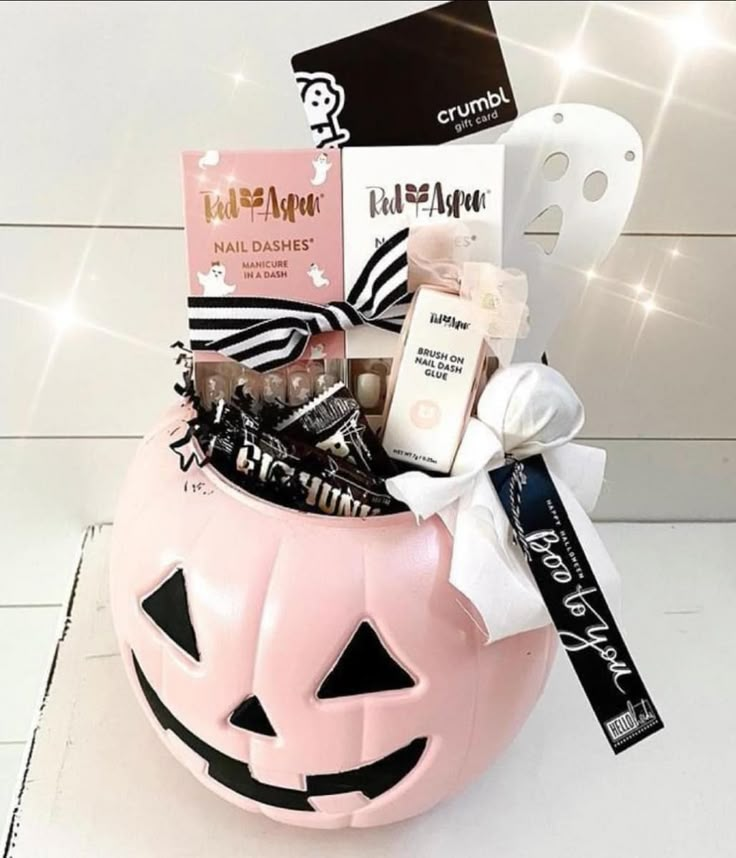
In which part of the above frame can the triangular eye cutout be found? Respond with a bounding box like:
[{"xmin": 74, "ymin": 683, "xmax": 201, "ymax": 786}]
[
  {"xmin": 317, "ymin": 621, "xmax": 415, "ymax": 700},
  {"xmin": 141, "ymin": 568, "xmax": 200, "ymax": 662},
  {"xmin": 229, "ymin": 695, "xmax": 277, "ymax": 737}
]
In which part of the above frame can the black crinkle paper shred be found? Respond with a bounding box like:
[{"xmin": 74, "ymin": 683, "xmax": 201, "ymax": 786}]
[{"xmin": 168, "ymin": 341, "xmax": 211, "ymax": 473}]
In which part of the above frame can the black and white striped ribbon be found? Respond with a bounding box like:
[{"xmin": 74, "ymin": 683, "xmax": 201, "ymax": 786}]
[{"xmin": 188, "ymin": 227, "xmax": 410, "ymax": 371}]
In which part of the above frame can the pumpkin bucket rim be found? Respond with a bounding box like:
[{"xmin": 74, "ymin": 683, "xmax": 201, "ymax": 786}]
[{"xmin": 175, "ymin": 421, "xmax": 427, "ymax": 531}]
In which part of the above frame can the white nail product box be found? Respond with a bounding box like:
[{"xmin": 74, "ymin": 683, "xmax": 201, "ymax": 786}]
[
  {"xmin": 341, "ymin": 144, "xmax": 505, "ymax": 359},
  {"xmin": 380, "ymin": 284, "xmax": 487, "ymax": 474}
]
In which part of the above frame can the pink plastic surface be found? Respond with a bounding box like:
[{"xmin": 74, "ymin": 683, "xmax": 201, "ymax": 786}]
[{"xmin": 110, "ymin": 404, "xmax": 556, "ymax": 828}]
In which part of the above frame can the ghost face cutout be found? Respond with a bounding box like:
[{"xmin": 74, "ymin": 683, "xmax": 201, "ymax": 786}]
[{"xmin": 499, "ymin": 104, "xmax": 643, "ymax": 361}]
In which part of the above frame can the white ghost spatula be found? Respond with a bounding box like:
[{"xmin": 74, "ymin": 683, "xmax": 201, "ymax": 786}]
[{"xmin": 499, "ymin": 104, "xmax": 643, "ymax": 361}]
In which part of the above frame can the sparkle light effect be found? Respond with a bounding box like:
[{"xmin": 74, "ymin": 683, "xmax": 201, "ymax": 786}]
[
  {"xmin": 602, "ymin": 1, "xmax": 725, "ymax": 52},
  {"xmin": 504, "ymin": 0, "xmax": 725, "ymax": 348},
  {"xmin": 0, "ymin": 291, "xmax": 165, "ymax": 354},
  {"xmin": 480, "ymin": 4, "xmax": 734, "ymax": 124},
  {"xmin": 667, "ymin": 10, "xmax": 714, "ymax": 53},
  {"xmin": 212, "ymin": 52, "xmax": 255, "ymax": 101},
  {"xmin": 15, "ymin": 1, "xmax": 722, "ymax": 438},
  {"xmin": 1, "ymin": 273, "xmax": 165, "ymax": 433},
  {"xmin": 18, "ymin": 235, "xmax": 94, "ymax": 430},
  {"xmin": 640, "ymin": 297, "xmax": 658, "ymax": 314},
  {"xmin": 554, "ymin": 1, "xmax": 594, "ymax": 103},
  {"xmin": 567, "ymin": 258, "xmax": 698, "ymax": 334},
  {"xmin": 557, "ymin": 48, "xmax": 587, "ymax": 75},
  {"xmin": 52, "ymin": 301, "xmax": 78, "ymax": 332},
  {"xmin": 601, "ymin": 2, "xmax": 732, "ymax": 143}
]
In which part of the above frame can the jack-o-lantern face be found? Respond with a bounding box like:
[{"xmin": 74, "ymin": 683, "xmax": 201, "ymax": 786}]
[
  {"xmin": 111, "ymin": 407, "xmax": 556, "ymax": 829},
  {"xmin": 132, "ymin": 567, "xmax": 425, "ymax": 812}
]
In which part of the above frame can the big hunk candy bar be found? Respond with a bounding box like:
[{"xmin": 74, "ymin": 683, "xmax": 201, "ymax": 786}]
[{"xmin": 199, "ymin": 400, "xmax": 403, "ymax": 518}]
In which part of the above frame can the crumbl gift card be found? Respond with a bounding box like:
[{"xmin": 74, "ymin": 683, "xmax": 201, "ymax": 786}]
[
  {"xmin": 182, "ymin": 149, "xmax": 345, "ymax": 359},
  {"xmin": 291, "ymin": 0, "xmax": 517, "ymax": 147},
  {"xmin": 342, "ymin": 144, "xmax": 505, "ymax": 357}
]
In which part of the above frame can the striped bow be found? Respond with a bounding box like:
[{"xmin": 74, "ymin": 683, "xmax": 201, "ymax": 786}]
[{"xmin": 188, "ymin": 228, "xmax": 409, "ymax": 371}]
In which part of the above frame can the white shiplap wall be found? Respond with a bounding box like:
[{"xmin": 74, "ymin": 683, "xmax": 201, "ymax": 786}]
[{"xmin": 1, "ymin": 0, "xmax": 735, "ymax": 831}]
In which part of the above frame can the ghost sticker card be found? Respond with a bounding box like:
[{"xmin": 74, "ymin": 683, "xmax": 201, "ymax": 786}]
[{"xmin": 291, "ymin": 0, "xmax": 517, "ymax": 147}]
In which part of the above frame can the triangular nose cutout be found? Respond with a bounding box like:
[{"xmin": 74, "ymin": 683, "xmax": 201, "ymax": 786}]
[{"xmin": 229, "ymin": 695, "xmax": 276, "ymax": 737}]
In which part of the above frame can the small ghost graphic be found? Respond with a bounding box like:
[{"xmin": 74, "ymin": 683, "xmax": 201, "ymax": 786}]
[
  {"xmin": 310, "ymin": 153, "xmax": 332, "ymax": 186},
  {"xmin": 197, "ymin": 262, "xmax": 235, "ymax": 297},
  {"xmin": 198, "ymin": 150, "xmax": 220, "ymax": 169},
  {"xmin": 307, "ymin": 263, "xmax": 329, "ymax": 288},
  {"xmin": 317, "ymin": 431, "xmax": 350, "ymax": 459}
]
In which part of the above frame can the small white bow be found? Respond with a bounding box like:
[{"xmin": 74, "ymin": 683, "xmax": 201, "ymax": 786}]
[{"xmin": 386, "ymin": 363, "xmax": 621, "ymax": 643}]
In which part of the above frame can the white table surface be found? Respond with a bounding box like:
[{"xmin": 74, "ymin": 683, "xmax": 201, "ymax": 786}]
[{"xmin": 3, "ymin": 522, "xmax": 734, "ymax": 857}]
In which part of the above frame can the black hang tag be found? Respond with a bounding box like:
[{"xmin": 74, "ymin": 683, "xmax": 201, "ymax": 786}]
[
  {"xmin": 490, "ymin": 455, "xmax": 664, "ymax": 754},
  {"xmin": 291, "ymin": 0, "xmax": 517, "ymax": 148}
]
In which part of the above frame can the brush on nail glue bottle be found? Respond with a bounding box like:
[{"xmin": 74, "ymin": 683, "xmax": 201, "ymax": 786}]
[{"xmin": 381, "ymin": 263, "xmax": 505, "ymax": 474}]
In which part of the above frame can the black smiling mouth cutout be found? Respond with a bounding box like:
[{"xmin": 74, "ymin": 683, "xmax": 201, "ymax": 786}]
[{"xmin": 132, "ymin": 652, "xmax": 427, "ymax": 812}]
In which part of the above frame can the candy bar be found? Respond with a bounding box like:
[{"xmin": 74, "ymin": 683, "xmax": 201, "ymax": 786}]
[
  {"xmin": 273, "ymin": 381, "xmax": 396, "ymax": 476},
  {"xmin": 200, "ymin": 402, "xmax": 403, "ymax": 518}
]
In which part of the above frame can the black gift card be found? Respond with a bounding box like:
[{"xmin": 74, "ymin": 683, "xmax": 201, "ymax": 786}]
[{"xmin": 291, "ymin": 0, "xmax": 517, "ymax": 147}]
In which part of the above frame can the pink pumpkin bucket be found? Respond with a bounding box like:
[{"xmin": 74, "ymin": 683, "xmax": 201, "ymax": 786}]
[{"xmin": 110, "ymin": 404, "xmax": 556, "ymax": 829}]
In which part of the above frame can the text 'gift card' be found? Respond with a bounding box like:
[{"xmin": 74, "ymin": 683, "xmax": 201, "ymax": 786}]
[{"xmin": 291, "ymin": 0, "xmax": 517, "ymax": 148}]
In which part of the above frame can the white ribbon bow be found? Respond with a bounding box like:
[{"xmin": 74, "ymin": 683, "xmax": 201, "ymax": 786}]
[{"xmin": 386, "ymin": 363, "xmax": 622, "ymax": 643}]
